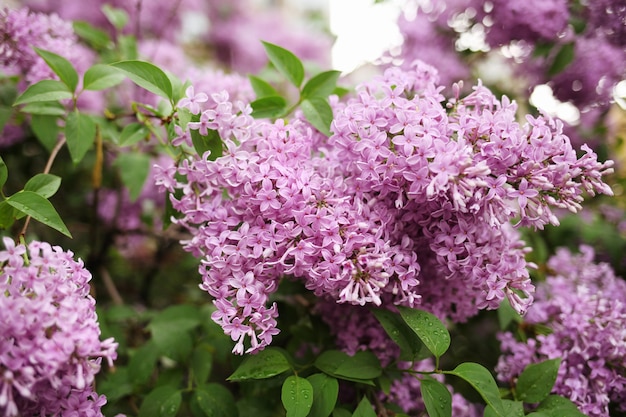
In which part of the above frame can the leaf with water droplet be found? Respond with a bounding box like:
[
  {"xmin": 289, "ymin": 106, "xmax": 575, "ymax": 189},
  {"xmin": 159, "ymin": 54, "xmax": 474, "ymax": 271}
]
[
  {"xmin": 352, "ymin": 396, "xmax": 377, "ymax": 417},
  {"xmin": 190, "ymin": 383, "xmax": 238, "ymax": 417},
  {"xmin": 138, "ymin": 385, "xmax": 181, "ymax": 417},
  {"xmin": 420, "ymin": 376, "xmax": 452, "ymax": 417},
  {"xmin": 516, "ymin": 358, "xmax": 561, "ymax": 403},
  {"xmin": 397, "ymin": 306, "xmax": 450, "ymax": 359},
  {"xmin": 534, "ymin": 394, "xmax": 587, "ymax": 417},
  {"xmin": 314, "ymin": 350, "xmax": 381, "ymax": 383},
  {"xmin": 281, "ymin": 375, "xmax": 313, "ymax": 417},
  {"xmin": 7, "ymin": 191, "xmax": 71, "ymax": 237},
  {"xmin": 484, "ymin": 400, "xmax": 524, "ymax": 417},
  {"xmin": 227, "ymin": 347, "xmax": 291, "ymax": 381},
  {"xmin": 444, "ymin": 362, "xmax": 505, "ymax": 416},
  {"xmin": 307, "ymin": 373, "xmax": 338, "ymax": 417},
  {"xmin": 371, "ymin": 308, "xmax": 430, "ymax": 361}
]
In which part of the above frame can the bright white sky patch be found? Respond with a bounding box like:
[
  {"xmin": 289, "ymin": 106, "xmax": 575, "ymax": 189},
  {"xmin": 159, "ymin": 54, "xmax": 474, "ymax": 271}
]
[{"xmin": 529, "ymin": 84, "xmax": 580, "ymax": 125}]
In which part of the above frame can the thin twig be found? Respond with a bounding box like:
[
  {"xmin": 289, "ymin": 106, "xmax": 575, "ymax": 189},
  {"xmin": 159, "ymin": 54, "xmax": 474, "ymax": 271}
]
[{"xmin": 100, "ymin": 267, "xmax": 124, "ymax": 305}]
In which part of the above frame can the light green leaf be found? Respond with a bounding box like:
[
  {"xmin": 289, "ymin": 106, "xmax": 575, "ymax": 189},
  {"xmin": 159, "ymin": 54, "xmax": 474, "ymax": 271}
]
[
  {"xmin": 301, "ymin": 70, "xmax": 341, "ymax": 99},
  {"xmin": 110, "ymin": 60, "xmax": 173, "ymax": 101},
  {"xmin": 72, "ymin": 20, "xmax": 112, "ymax": 49},
  {"xmin": 445, "ymin": 363, "xmax": 504, "ymax": 416},
  {"xmin": 0, "ymin": 156, "xmax": 7, "ymax": 189},
  {"xmin": 83, "ymin": 64, "xmax": 126, "ymax": 91},
  {"xmin": 282, "ymin": 375, "xmax": 314, "ymax": 417},
  {"xmin": 301, "ymin": 97, "xmax": 333, "ymax": 136},
  {"xmin": 31, "ymin": 114, "xmax": 59, "ymax": 152},
  {"xmin": 102, "ymin": 4, "xmax": 129, "ymax": 30},
  {"xmin": 249, "ymin": 75, "xmax": 279, "ymax": 98},
  {"xmin": 262, "ymin": 41, "xmax": 305, "ymax": 88},
  {"xmin": 516, "ymin": 358, "xmax": 561, "ymax": 403},
  {"xmin": 190, "ymin": 121, "xmax": 222, "ymax": 160},
  {"xmin": 7, "ymin": 191, "xmax": 71, "ymax": 237},
  {"xmin": 227, "ymin": 347, "xmax": 291, "ymax": 381},
  {"xmin": 65, "ymin": 110, "xmax": 96, "ymax": 164},
  {"xmin": 420, "ymin": 376, "xmax": 452, "ymax": 417},
  {"xmin": 250, "ymin": 95, "xmax": 287, "ymax": 119},
  {"xmin": 35, "ymin": 48, "xmax": 79, "ymax": 93},
  {"xmin": 13, "ymin": 80, "xmax": 72, "ymax": 106},
  {"xmin": 398, "ymin": 306, "xmax": 450, "ymax": 359},
  {"xmin": 113, "ymin": 151, "xmax": 151, "ymax": 201},
  {"xmin": 351, "ymin": 396, "xmax": 376, "ymax": 417},
  {"xmin": 21, "ymin": 101, "xmax": 66, "ymax": 116},
  {"xmin": 307, "ymin": 374, "xmax": 338, "ymax": 417},
  {"xmin": 24, "ymin": 174, "xmax": 61, "ymax": 198},
  {"xmin": 119, "ymin": 122, "xmax": 149, "ymax": 146}
]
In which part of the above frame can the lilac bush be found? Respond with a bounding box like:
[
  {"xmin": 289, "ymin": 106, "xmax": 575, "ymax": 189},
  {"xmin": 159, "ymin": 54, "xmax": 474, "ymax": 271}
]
[{"xmin": 0, "ymin": 238, "xmax": 117, "ymax": 417}]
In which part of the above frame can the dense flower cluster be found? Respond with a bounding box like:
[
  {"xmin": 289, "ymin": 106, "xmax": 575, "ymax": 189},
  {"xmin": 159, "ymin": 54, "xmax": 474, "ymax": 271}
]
[
  {"xmin": 496, "ymin": 246, "xmax": 626, "ymax": 417},
  {"xmin": 155, "ymin": 61, "xmax": 613, "ymax": 354},
  {"xmin": 0, "ymin": 238, "xmax": 117, "ymax": 417}
]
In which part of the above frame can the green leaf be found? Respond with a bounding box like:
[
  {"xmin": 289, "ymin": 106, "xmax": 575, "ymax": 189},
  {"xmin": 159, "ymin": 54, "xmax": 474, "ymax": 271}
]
[
  {"xmin": 548, "ymin": 43, "xmax": 575, "ymax": 76},
  {"xmin": 72, "ymin": 20, "xmax": 112, "ymax": 49},
  {"xmin": 118, "ymin": 34, "xmax": 138, "ymax": 60},
  {"xmin": 262, "ymin": 41, "xmax": 305, "ymax": 88},
  {"xmin": 0, "ymin": 201, "xmax": 16, "ymax": 229},
  {"xmin": 250, "ymin": 95, "xmax": 288, "ymax": 119},
  {"xmin": 516, "ymin": 358, "xmax": 561, "ymax": 403},
  {"xmin": 497, "ymin": 297, "xmax": 523, "ymax": 330},
  {"xmin": 21, "ymin": 101, "xmax": 66, "ymax": 116},
  {"xmin": 102, "ymin": 4, "xmax": 129, "ymax": 30},
  {"xmin": 249, "ymin": 75, "xmax": 279, "ymax": 98},
  {"xmin": 351, "ymin": 396, "xmax": 376, "ymax": 417},
  {"xmin": 35, "ymin": 48, "xmax": 79, "ymax": 93},
  {"xmin": 7, "ymin": 191, "xmax": 71, "ymax": 237},
  {"xmin": 138, "ymin": 385, "xmax": 181, "ymax": 417},
  {"xmin": 190, "ymin": 127, "xmax": 222, "ymax": 160},
  {"xmin": 301, "ymin": 70, "xmax": 341, "ymax": 99},
  {"xmin": 191, "ymin": 344, "xmax": 214, "ymax": 385},
  {"xmin": 371, "ymin": 308, "xmax": 429, "ymax": 361},
  {"xmin": 110, "ymin": 60, "xmax": 173, "ymax": 101},
  {"xmin": 484, "ymin": 400, "xmax": 524, "ymax": 417},
  {"xmin": 128, "ymin": 341, "xmax": 159, "ymax": 386},
  {"xmin": 24, "ymin": 174, "xmax": 61, "ymax": 198},
  {"xmin": 398, "ymin": 306, "xmax": 450, "ymax": 359},
  {"xmin": 332, "ymin": 409, "xmax": 352, "ymax": 417},
  {"xmin": 444, "ymin": 362, "xmax": 504, "ymax": 416},
  {"xmin": 119, "ymin": 122, "xmax": 149, "ymax": 146},
  {"xmin": 0, "ymin": 107, "xmax": 12, "ymax": 133},
  {"xmin": 113, "ymin": 151, "xmax": 151, "ymax": 202},
  {"xmin": 13, "ymin": 80, "xmax": 72, "ymax": 105},
  {"xmin": 191, "ymin": 384, "xmax": 239, "ymax": 417},
  {"xmin": 147, "ymin": 305, "xmax": 200, "ymax": 361},
  {"xmin": 301, "ymin": 97, "xmax": 333, "ymax": 136},
  {"xmin": 65, "ymin": 110, "xmax": 96, "ymax": 164},
  {"xmin": 98, "ymin": 367, "xmax": 133, "ymax": 402},
  {"xmin": 314, "ymin": 350, "xmax": 381, "ymax": 383},
  {"xmin": 227, "ymin": 347, "xmax": 291, "ymax": 381},
  {"xmin": 0, "ymin": 156, "xmax": 7, "ymax": 189},
  {"xmin": 83, "ymin": 64, "xmax": 126, "ymax": 91},
  {"xmin": 420, "ymin": 376, "xmax": 452, "ymax": 417},
  {"xmin": 282, "ymin": 375, "xmax": 314, "ymax": 417},
  {"xmin": 307, "ymin": 374, "xmax": 338, "ymax": 417},
  {"xmin": 30, "ymin": 114, "xmax": 59, "ymax": 152},
  {"xmin": 535, "ymin": 395, "xmax": 586, "ymax": 417}
]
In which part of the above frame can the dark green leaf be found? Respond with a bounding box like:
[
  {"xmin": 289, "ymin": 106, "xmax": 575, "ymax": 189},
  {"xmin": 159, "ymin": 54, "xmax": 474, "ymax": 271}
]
[
  {"xmin": 548, "ymin": 43, "xmax": 575, "ymax": 76},
  {"xmin": 314, "ymin": 350, "xmax": 380, "ymax": 384},
  {"xmin": 282, "ymin": 375, "xmax": 314, "ymax": 417},
  {"xmin": 30, "ymin": 114, "xmax": 59, "ymax": 152},
  {"xmin": 190, "ymin": 126, "xmax": 222, "ymax": 160},
  {"xmin": 128, "ymin": 341, "xmax": 159, "ymax": 386},
  {"xmin": 147, "ymin": 304, "xmax": 200, "ymax": 360},
  {"xmin": 301, "ymin": 97, "xmax": 333, "ymax": 136},
  {"xmin": 227, "ymin": 347, "xmax": 291, "ymax": 381},
  {"xmin": 307, "ymin": 373, "xmax": 338, "ymax": 417},
  {"xmin": 0, "ymin": 201, "xmax": 16, "ymax": 229},
  {"xmin": 83, "ymin": 64, "xmax": 126, "ymax": 91},
  {"xmin": 0, "ymin": 156, "xmax": 7, "ymax": 189},
  {"xmin": 110, "ymin": 60, "xmax": 173, "ymax": 101},
  {"xmin": 444, "ymin": 362, "xmax": 504, "ymax": 416},
  {"xmin": 72, "ymin": 21, "xmax": 112, "ymax": 49},
  {"xmin": 249, "ymin": 75, "xmax": 279, "ymax": 98},
  {"xmin": 250, "ymin": 95, "xmax": 287, "ymax": 119},
  {"xmin": 65, "ymin": 110, "xmax": 96, "ymax": 164},
  {"xmin": 535, "ymin": 395, "xmax": 586, "ymax": 417},
  {"xmin": 98, "ymin": 367, "xmax": 133, "ymax": 402},
  {"xmin": 119, "ymin": 122, "xmax": 149, "ymax": 146},
  {"xmin": 497, "ymin": 298, "xmax": 522, "ymax": 330},
  {"xmin": 516, "ymin": 358, "xmax": 561, "ymax": 403},
  {"xmin": 332, "ymin": 409, "xmax": 352, "ymax": 417},
  {"xmin": 13, "ymin": 80, "xmax": 72, "ymax": 105},
  {"xmin": 21, "ymin": 101, "xmax": 65, "ymax": 116},
  {"xmin": 398, "ymin": 306, "xmax": 450, "ymax": 359},
  {"xmin": 191, "ymin": 344, "xmax": 214, "ymax": 385},
  {"xmin": 102, "ymin": 4, "xmax": 129, "ymax": 30},
  {"xmin": 35, "ymin": 48, "xmax": 79, "ymax": 93},
  {"xmin": 262, "ymin": 41, "xmax": 305, "ymax": 87},
  {"xmin": 159, "ymin": 390, "xmax": 182, "ymax": 417},
  {"xmin": 24, "ymin": 174, "xmax": 61, "ymax": 198},
  {"xmin": 0, "ymin": 107, "xmax": 11, "ymax": 133},
  {"xmin": 301, "ymin": 70, "xmax": 341, "ymax": 99},
  {"xmin": 113, "ymin": 151, "xmax": 151, "ymax": 202},
  {"xmin": 352, "ymin": 396, "xmax": 376, "ymax": 417},
  {"xmin": 484, "ymin": 400, "xmax": 524, "ymax": 417},
  {"xmin": 7, "ymin": 191, "xmax": 71, "ymax": 237},
  {"xmin": 371, "ymin": 308, "xmax": 429, "ymax": 361},
  {"xmin": 420, "ymin": 376, "xmax": 452, "ymax": 417},
  {"xmin": 138, "ymin": 385, "xmax": 180, "ymax": 417},
  {"xmin": 191, "ymin": 384, "xmax": 239, "ymax": 417}
]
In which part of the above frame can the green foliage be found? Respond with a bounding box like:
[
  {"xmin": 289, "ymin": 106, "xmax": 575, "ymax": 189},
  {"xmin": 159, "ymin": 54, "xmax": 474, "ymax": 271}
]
[
  {"xmin": 351, "ymin": 397, "xmax": 377, "ymax": 417},
  {"xmin": 190, "ymin": 384, "xmax": 238, "ymax": 417},
  {"xmin": 262, "ymin": 41, "xmax": 305, "ymax": 88},
  {"xmin": 83, "ymin": 64, "xmax": 126, "ymax": 91},
  {"xmin": 250, "ymin": 95, "xmax": 288, "ymax": 118},
  {"xmin": 13, "ymin": 80, "xmax": 72, "ymax": 105},
  {"xmin": 6, "ymin": 191, "xmax": 71, "ymax": 237},
  {"xmin": 34, "ymin": 48, "xmax": 79, "ymax": 93},
  {"xmin": 516, "ymin": 358, "xmax": 561, "ymax": 403},
  {"xmin": 227, "ymin": 348, "xmax": 291, "ymax": 381},
  {"xmin": 314, "ymin": 350, "xmax": 381, "ymax": 384},
  {"xmin": 301, "ymin": 97, "xmax": 333, "ymax": 136},
  {"xmin": 307, "ymin": 373, "xmax": 339, "ymax": 417},
  {"xmin": 65, "ymin": 110, "xmax": 96, "ymax": 164},
  {"xmin": 281, "ymin": 375, "xmax": 314, "ymax": 417},
  {"xmin": 398, "ymin": 306, "xmax": 451, "ymax": 359},
  {"xmin": 110, "ymin": 60, "xmax": 174, "ymax": 101},
  {"xmin": 548, "ymin": 43, "xmax": 575, "ymax": 76},
  {"xmin": 371, "ymin": 307, "xmax": 429, "ymax": 361},
  {"xmin": 445, "ymin": 363, "xmax": 505, "ymax": 416}
]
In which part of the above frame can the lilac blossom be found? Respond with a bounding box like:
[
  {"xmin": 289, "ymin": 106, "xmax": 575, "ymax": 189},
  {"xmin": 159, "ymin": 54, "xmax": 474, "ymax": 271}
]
[
  {"xmin": 0, "ymin": 238, "xmax": 117, "ymax": 417},
  {"xmin": 155, "ymin": 61, "xmax": 613, "ymax": 354},
  {"xmin": 496, "ymin": 246, "xmax": 626, "ymax": 417}
]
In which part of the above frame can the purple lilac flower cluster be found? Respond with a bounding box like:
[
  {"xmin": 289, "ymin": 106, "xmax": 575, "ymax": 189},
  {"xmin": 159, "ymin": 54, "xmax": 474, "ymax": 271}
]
[
  {"xmin": 0, "ymin": 238, "xmax": 117, "ymax": 417},
  {"xmin": 496, "ymin": 246, "xmax": 626, "ymax": 417},
  {"xmin": 155, "ymin": 61, "xmax": 613, "ymax": 355},
  {"xmin": 0, "ymin": 7, "xmax": 93, "ymax": 85}
]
